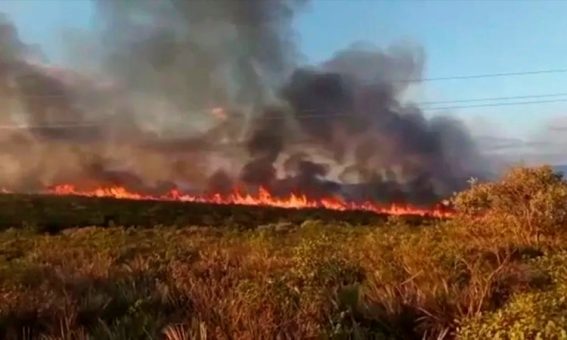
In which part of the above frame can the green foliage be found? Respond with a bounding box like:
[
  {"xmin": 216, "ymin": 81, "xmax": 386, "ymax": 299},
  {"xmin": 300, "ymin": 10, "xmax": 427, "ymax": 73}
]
[
  {"xmin": 453, "ymin": 166, "xmax": 567, "ymax": 241},
  {"xmin": 1, "ymin": 166, "xmax": 567, "ymax": 338},
  {"xmin": 292, "ymin": 225, "xmax": 363, "ymax": 286},
  {"xmin": 458, "ymin": 252, "xmax": 567, "ymax": 339}
]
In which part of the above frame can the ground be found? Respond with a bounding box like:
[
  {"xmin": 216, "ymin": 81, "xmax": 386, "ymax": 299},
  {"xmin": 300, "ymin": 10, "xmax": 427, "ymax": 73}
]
[{"xmin": 1, "ymin": 166, "xmax": 567, "ymax": 339}]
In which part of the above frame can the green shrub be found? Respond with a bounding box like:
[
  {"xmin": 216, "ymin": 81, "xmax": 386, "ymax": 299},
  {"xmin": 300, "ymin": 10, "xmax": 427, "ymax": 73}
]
[
  {"xmin": 3, "ymin": 166, "xmax": 567, "ymax": 338},
  {"xmin": 457, "ymin": 252, "xmax": 567, "ymax": 339},
  {"xmin": 453, "ymin": 166, "xmax": 567, "ymax": 242}
]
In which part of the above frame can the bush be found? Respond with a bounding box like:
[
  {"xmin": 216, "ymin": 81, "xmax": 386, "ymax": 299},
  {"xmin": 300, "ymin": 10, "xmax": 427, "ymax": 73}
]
[
  {"xmin": 4, "ymin": 166, "xmax": 567, "ymax": 338},
  {"xmin": 453, "ymin": 166, "xmax": 567, "ymax": 242},
  {"xmin": 457, "ymin": 252, "xmax": 567, "ymax": 339}
]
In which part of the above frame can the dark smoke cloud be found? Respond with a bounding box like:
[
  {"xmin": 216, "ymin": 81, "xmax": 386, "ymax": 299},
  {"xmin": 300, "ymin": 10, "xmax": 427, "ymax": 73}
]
[
  {"xmin": 0, "ymin": 13, "xmax": 82, "ymax": 128},
  {"xmin": 0, "ymin": 0, "xmax": 305, "ymax": 191},
  {"xmin": 0, "ymin": 1, "xmax": 487, "ymax": 204},
  {"xmin": 274, "ymin": 44, "xmax": 485, "ymax": 203},
  {"xmin": 92, "ymin": 0, "xmax": 305, "ymax": 132}
]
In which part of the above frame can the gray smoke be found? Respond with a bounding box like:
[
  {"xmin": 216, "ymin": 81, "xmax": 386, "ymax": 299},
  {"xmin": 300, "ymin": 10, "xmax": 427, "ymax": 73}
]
[
  {"xmin": 92, "ymin": 0, "xmax": 304, "ymax": 135},
  {"xmin": 0, "ymin": 1, "xmax": 487, "ymax": 204},
  {"xmin": 238, "ymin": 43, "xmax": 485, "ymax": 203}
]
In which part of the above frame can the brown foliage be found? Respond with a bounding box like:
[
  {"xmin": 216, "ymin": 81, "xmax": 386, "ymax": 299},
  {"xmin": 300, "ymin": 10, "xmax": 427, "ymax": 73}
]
[{"xmin": 453, "ymin": 165, "xmax": 567, "ymax": 242}]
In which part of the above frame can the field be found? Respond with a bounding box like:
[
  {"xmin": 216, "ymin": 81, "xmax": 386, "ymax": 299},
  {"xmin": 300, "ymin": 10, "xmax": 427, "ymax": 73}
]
[
  {"xmin": 0, "ymin": 193, "xmax": 428, "ymax": 233},
  {"xmin": 2, "ymin": 166, "xmax": 567, "ymax": 339}
]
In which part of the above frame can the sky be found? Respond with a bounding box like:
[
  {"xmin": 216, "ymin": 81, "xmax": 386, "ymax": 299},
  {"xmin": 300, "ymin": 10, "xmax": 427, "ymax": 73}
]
[{"xmin": 1, "ymin": 0, "xmax": 567, "ymax": 163}]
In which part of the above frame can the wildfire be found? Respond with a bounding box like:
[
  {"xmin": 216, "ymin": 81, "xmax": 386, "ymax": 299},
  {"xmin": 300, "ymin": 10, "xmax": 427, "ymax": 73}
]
[{"xmin": 47, "ymin": 184, "xmax": 453, "ymax": 218}]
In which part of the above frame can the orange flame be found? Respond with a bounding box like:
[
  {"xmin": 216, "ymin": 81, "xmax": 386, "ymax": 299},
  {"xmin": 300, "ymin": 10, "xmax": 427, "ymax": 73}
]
[{"xmin": 48, "ymin": 184, "xmax": 453, "ymax": 218}]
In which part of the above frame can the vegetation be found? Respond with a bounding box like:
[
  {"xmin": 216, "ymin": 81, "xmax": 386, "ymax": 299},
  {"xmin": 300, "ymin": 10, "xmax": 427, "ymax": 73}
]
[
  {"xmin": 0, "ymin": 193, "xmax": 414, "ymax": 232},
  {"xmin": 1, "ymin": 165, "xmax": 567, "ymax": 339}
]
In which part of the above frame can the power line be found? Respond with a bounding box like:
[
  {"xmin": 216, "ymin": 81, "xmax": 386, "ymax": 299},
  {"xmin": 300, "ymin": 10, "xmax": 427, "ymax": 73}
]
[
  {"xmin": 5, "ymin": 67, "xmax": 567, "ymax": 95},
  {"xmin": 402, "ymin": 68, "xmax": 567, "ymax": 83},
  {"xmin": 4, "ymin": 89, "xmax": 567, "ymax": 129},
  {"xmin": 8, "ymin": 89, "xmax": 567, "ymax": 109},
  {"xmin": 271, "ymin": 98, "xmax": 567, "ymax": 119},
  {"xmin": 422, "ymin": 98, "xmax": 567, "ymax": 112},
  {"xmin": 3, "ymin": 98, "xmax": 567, "ymax": 130},
  {"xmin": 418, "ymin": 92, "xmax": 567, "ymax": 106}
]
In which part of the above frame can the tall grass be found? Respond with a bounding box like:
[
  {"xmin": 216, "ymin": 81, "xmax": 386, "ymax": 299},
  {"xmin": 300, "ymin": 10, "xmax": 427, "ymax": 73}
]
[{"xmin": 1, "ymin": 166, "xmax": 567, "ymax": 339}]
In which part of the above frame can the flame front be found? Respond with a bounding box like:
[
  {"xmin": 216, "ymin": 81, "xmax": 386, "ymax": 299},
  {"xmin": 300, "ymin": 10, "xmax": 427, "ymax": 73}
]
[{"xmin": 47, "ymin": 184, "xmax": 453, "ymax": 218}]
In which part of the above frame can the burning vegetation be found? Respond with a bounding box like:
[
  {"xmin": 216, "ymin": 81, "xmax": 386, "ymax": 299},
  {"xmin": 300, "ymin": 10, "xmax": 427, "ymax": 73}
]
[
  {"xmin": 2, "ymin": 166, "xmax": 567, "ymax": 339},
  {"xmin": 0, "ymin": 0, "xmax": 486, "ymax": 213},
  {"xmin": 2, "ymin": 1, "xmax": 567, "ymax": 339},
  {"xmin": 46, "ymin": 184, "xmax": 453, "ymax": 218}
]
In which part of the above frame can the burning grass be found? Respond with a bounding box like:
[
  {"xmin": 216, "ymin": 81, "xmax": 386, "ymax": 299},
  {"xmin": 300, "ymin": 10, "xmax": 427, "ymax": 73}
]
[
  {"xmin": 1, "ymin": 166, "xmax": 567, "ymax": 339},
  {"xmin": 33, "ymin": 184, "xmax": 453, "ymax": 218},
  {"xmin": 0, "ymin": 192, "xmax": 438, "ymax": 233}
]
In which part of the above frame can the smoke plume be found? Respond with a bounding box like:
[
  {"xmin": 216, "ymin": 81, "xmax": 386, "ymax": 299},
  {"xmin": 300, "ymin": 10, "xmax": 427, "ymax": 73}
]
[{"xmin": 0, "ymin": 0, "xmax": 487, "ymax": 204}]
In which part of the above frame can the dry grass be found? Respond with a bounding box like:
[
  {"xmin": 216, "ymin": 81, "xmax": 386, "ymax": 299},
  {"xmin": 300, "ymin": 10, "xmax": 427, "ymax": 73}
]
[
  {"xmin": 0, "ymin": 221, "xmax": 562, "ymax": 339},
  {"xmin": 1, "ymin": 166, "xmax": 567, "ymax": 339}
]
